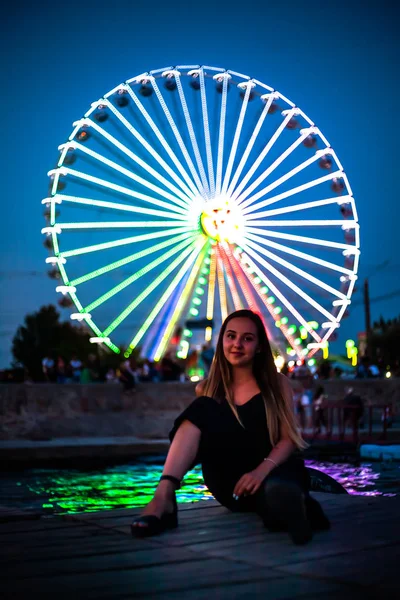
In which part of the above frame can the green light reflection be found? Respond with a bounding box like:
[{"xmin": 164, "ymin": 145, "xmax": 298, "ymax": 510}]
[{"xmin": 7, "ymin": 459, "xmax": 213, "ymax": 515}]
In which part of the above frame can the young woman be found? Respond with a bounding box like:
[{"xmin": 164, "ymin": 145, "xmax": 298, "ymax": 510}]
[{"xmin": 131, "ymin": 309, "xmax": 329, "ymax": 545}]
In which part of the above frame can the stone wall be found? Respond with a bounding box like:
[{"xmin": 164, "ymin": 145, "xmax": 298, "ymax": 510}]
[{"xmin": 0, "ymin": 379, "xmax": 399, "ymax": 441}]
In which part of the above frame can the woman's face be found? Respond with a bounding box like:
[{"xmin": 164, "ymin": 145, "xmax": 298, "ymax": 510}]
[{"xmin": 222, "ymin": 317, "xmax": 259, "ymax": 368}]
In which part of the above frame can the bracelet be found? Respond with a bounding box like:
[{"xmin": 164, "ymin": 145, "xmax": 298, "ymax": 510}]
[{"xmin": 263, "ymin": 457, "xmax": 278, "ymax": 468}]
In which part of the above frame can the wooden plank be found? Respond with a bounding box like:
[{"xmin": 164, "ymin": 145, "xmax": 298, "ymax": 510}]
[
  {"xmin": 0, "ymin": 558, "xmax": 337, "ymax": 599},
  {"xmin": 277, "ymin": 542, "xmax": 400, "ymax": 589},
  {"xmin": 137, "ymin": 577, "xmax": 361, "ymax": 600},
  {"xmin": 3, "ymin": 545, "xmax": 200, "ymax": 580},
  {"xmin": 0, "ymin": 516, "xmax": 81, "ymax": 535},
  {"xmin": 1, "ymin": 536, "xmax": 156, "ymax": 565}
]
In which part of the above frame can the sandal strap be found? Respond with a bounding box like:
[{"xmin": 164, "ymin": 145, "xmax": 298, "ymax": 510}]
[{"xmin": 160, "ymin": 474, "xmax": 181, "ymax": 489}]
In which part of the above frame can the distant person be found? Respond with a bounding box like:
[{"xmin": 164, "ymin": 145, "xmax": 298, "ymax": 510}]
[
  {"xmin": 119, "ymin": 361, "xmax": 136, "ymax": 392},
  {"xmin": 201, "ymin": 343, "xmax": 215, "ymax": 375},
  {"xmin": 356, "ymin": 356, "xmax": 370, "ymax": 379},
  {"xmin": 313, "ymin": 386, "xmax": 327, "ymax": 434},
  {"xmin": 317, "ymin": 360, "xmax": 332, "ymax": 380},
  {"xmin": 42, "ymin": 355, "xmax": 56, "ymax": 382},
  {"xmin": 342, "ymin": 386, "xmax": 364, "ymax": 428},
  {"xmin": 105, "ymin": 368, "xmax": 118, "ymax": 384},
  {"xmin": 140, "ymin": 359, "xmax": 152, "ymax": 382},
  {"xmin": 161, "ymin": 352, "xmax": 182, "ymax": 381},
  {"xmin": 56, "ymin": 356, "xmax": 66, "ymax": 383},
  {"xmin": 70, "ymin": 355, "xmax": 82, "ymax": 383},
  {"xmin": 80, "ymin": 363, "xmax": 92, "ymax": 384},
  {"xmin": 87, "ymin": 353, "xmax": 101, "ymax": 382},
  {"xmin": 123, "ymin": 357, "xmax": 139, "ymax": 385}
]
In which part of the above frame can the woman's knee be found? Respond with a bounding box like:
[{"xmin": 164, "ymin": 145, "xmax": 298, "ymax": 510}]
[{"xmin": 261, "ymin": 475, "xmax": 303, "ymax": 499}]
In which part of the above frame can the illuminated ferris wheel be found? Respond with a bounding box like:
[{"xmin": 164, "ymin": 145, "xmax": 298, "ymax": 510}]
[{"xmin": 42, "ymin": 64, "xmax": 360, "ymax": 362}]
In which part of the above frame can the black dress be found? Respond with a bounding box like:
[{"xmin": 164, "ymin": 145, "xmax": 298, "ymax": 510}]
[{"xmin": 169, "ymin": 393, "xmax": 310, "ymax": 513}]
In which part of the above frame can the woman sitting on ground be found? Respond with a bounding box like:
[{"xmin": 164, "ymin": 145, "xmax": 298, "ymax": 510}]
[{"xmin": 131, "ymin": 309, "xmax": 329, "ymax": 545}]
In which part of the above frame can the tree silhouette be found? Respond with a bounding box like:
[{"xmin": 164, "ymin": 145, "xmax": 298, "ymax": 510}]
[
  {"xmin": 370, "ymin": 313, "xmax": 400, "ymax": 368},
  {"xmin": 11, "ymin": 305, "xmax": 100, "ymax": 381}
]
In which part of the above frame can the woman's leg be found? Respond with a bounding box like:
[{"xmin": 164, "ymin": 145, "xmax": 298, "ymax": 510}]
[
  {"xmin": 254, "ymin": 463, "xmax": 312, "ymax": 545},
  {"xmin": 134, "ymin": 420, "xmax": 201, "ymax": 525}
]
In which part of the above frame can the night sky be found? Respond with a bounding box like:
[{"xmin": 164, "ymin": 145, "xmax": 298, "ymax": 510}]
[{"xmin": 0, "ymin": 0, "xmax": 398, "ymax": 368}]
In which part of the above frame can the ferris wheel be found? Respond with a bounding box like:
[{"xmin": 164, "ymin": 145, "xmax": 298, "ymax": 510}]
[{"xmin": 42, "ymin": 64, "xmax": 360, "ymax": 363}]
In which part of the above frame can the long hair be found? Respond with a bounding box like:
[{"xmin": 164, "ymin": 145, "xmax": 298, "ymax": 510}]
[{"xmin": 203, "ymin": 309, "xmax": 307, "ymax": 450}]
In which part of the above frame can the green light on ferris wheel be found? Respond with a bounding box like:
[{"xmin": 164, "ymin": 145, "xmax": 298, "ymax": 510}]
[
  {"xmin": 85, "ymin": 238, "xmax": 193, "ymax": 312},
  {"xmin": 103, "ymin": 244, "xmax": 197, "ymax": 335}
]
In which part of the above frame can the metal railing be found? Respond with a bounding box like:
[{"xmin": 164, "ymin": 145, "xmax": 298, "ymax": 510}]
[{"xmin": 300, "ymin": 403, "xmax": 395, "ymax": 444}]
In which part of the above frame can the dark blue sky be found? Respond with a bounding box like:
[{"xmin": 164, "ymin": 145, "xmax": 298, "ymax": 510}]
[{"xmin": 0, "ymin": 0, "xmax": 398, "ymax": 367}]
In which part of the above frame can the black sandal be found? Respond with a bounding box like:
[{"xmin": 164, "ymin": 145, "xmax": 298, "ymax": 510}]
[{"xmin": 131, "ymin": 475, "xmax": 180, "ymax": 538}]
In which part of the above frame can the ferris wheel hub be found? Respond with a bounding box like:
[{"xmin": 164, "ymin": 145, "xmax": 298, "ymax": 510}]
[{"xmin": 200, "ymin": 197, "xmax": 243, "ymax": 243}]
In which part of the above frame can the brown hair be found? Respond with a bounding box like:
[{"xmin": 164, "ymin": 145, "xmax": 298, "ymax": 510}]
[{"xmin": 203, "ymin": 309, "xmax": 306, "ymax": 450}]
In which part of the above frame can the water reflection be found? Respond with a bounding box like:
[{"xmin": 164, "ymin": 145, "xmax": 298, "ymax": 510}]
[{"xmin": 3, "ymin": 457, "xmax": 398, "ymax": 515}]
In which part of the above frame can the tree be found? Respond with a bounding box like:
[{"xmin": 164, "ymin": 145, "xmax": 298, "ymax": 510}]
[
  {"xmin": 11, "ymin": 305, "xmax": 101, "ymax": 381},
  {"xmin": 370, "ymin": 313, "xmax": 400, "ymax": 368}
]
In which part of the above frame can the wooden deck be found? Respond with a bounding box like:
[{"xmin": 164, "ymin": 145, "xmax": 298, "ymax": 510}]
[{"xmin": 1, "ymin": 493, "xmax": 399, "ymax": 599}]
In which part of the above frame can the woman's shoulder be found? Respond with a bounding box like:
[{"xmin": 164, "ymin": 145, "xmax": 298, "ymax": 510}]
[{"xmin": 195, "ymin": 378, "xmax": 208, "ymax": 397}]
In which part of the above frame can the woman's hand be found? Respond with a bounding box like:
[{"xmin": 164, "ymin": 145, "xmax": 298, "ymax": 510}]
[{"xmin": 233, "ymin": 465, "xmax": 270, "ymax": 499}]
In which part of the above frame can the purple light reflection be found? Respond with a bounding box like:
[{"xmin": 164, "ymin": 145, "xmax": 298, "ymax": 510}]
[{"xmin": 305, "ymin": 460, "xmax": 398, "ymax": 497}]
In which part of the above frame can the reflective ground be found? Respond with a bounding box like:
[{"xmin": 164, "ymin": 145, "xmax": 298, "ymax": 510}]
[{"xmin": 1, "ymin": 456, "xmax": 398, "ymax": 515}]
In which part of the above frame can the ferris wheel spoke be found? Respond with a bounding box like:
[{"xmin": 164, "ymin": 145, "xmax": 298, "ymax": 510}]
[
  {"xmin": 57, "ymin": 220, "xmax": 192, "ymax": 230},
  {"xmin": 241, "ymin": 165, "xmax": 343, "ymax": 213},
  {"xmin": 84, "ymin": 238, "xmax": 197, "ymax": 314},
  {"xmin": 117, "ymin": 88, "xmax": 200, "ymax": 199},
  {"xmin": 68, "ymin": 120, "xmax": 193, "ymax": 206},
  {"xmin": 242, "ymin": 242, "xmax": 337, "ymax": 324},
  {"xmin": 206, "ymin": 248, "xmax": 217, "ymax": 320},
  {"xmin": 230, "ymin": 251, "xmax": 298, "ymax": 351},
  {"xmin": 221, "ymin": 83, "xmax": 253, "ymax": 197},
  {"xmin": 231, "ymin": 108, "xmax": 297, "ymax": 203},
  {"xmin": 174, "ymin": 73, "xmax": 210, "ymax": 198},
  {"xmin": 243, "ymin": 236, "xmax": 348, "ymax": 299},
  {"xmin": 98, "ymin": 245, "xmax": 203, "ymax": 335},
  {"xmin": 218, "ymin": 245, "xmax": 243, "ymax": 310},
  {"xmin": 69, "ymin": 232, "xmax": 197, "ymax": 287},
  {"xmin": 125, "ymin": 239, "xmax": 207, "ymax": 355},
  {"xmin": 223, "ymin": 245, "xmax": 262, "ymax": 313},
  {"xmin": 149, "ymin": 77, "xmax": 207, "ymax": 197},
  {"xmin": 244, "ymin": 230, "xmax": 356, "ymax": 276},
  {"xmin": 244, "ymin": 218, "xmax": 358, "ymax": 228},
  {"xmin": 104, "ymin": 238, "xmax": 206, "ymax": 337},
  {"xmin": 234, "ymin": 129, "xmax": 313, "ymax": 206},
  {"xmin": 215, "ymin": 75, "xmax": 229, "ymax": 196},
  {"xmin": 53, "ymin": 166, "xmax": 189, "ymax": 217},
  {"xmin": 199, "ymin": 69, "xmax": 215, "ymax": 197},
  {"xmin": 60, "ymin": 227, "xmax": 194, "ymax": 258},
  {"xmin": 50, "ymin": 194, "xmax": 190, "ymax": 220},
  {"xmin": 153, "ymin": 245, "xmax": 209, "ymax": 360},
  {"xmin": 238, "ymin": 248, "xmax": 322, "ymax": 344},
  {"xmin": 248, "ymin": 196, "xmax": 352, "ymax": 219},
  {"xmin": 227, "ymin": 94, "xmax": 275, "ymax": 198},
  {"xmin": 216, "ymin": 246, "xmax": 228, "ymax": 321},
  {"xmin": 241, "ymin": 171, "xmax": 344, "ymax": 215},
  {"xmin": 244, "ymin": 226, "xmax": 357, "ymax": 252}
]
